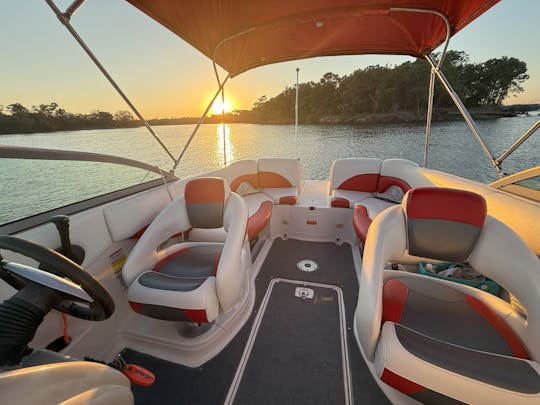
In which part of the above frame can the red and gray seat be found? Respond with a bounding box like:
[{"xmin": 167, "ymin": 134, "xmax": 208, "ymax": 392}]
[
  {"xmin": 352, "ymin": 159, "xmax": 432, "ymax": 243},
  {"xmin": 355, "ymin": 187, "xmax": 540, "ymax": 404},
  {"xmin": 224, "ymin": 160, "xmax": 273, "ymax": 243},
  {"xmin": 257, "ymin": 158, "xmax": 304, "ymax": 205},
  {"xmin": 122, "ymin": 177, "xmax": 249, "ymax": 323},
  {"xmin": 329, "ymin": 158, "xmax": 382, "ymax": 208}
]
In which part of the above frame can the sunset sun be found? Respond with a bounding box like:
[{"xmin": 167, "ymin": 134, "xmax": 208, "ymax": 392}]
[{"xmin": 212, "ymin": 97, "xmax": 233, "ymax": 115}]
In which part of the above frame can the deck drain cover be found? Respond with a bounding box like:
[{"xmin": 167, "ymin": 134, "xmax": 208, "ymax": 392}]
[{"xmin": 297, "ymin": 259, "xmax": 318, "ymax": 272}]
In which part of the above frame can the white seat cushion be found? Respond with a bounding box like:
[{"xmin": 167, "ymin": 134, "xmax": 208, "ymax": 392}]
[
  {"xmin": 356, "ymin": 197, "xmax": 396, "ymax": 219},
  {"xmin": 261, "ymin": 187, "xmax": 298, "ymax": 205},
  {"xmin": 331, "ymin": 189, "xmax": 373, "ymax": 207}
]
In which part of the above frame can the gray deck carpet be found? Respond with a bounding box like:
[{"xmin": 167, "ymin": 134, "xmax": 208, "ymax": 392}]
[
  {"xmin": 231, "ymin": 281, "xmax": 346, "ymax": 404},
  {"xmin": 121, "ymin": 238, "xmax": 389, "ymax": 404}
]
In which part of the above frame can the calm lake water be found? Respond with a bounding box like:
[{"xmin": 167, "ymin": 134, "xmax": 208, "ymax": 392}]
[{"xmin": 1, "ymin": 116, "xmax": 539, "ymax": 225}]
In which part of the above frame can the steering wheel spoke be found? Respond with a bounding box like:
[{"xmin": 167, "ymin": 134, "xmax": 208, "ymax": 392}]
[{"xmin": 0, "ymin": 235, "xmax": 114, "ymax": 320}]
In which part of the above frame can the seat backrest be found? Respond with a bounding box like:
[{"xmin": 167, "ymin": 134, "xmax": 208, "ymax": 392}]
[
  {"xmin": 185, "ymin": 177, "xmax": 230, "ymax": 229},
  {"xmin": 377, "ymin": 159, "xmax": 430, "ymax": 202},
  {"xmin": 405, "ymin": 187, "xmax": 487, "ymax": 262},
  {"xmin": 224, "ymin": 160, "xmax": 260, "ymax": 196},
  {"xmin": 329, "ymin": 158, "xmax": 382, "ymax": 194},
  {"xmin": 257, "ymin": 158, "xmax": 304, "ymax": 189}
]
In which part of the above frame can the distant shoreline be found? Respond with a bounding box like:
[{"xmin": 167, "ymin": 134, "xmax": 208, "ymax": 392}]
[{"xmin": 1, "ymin": 104, "xmax": 538, "ymax": 135}]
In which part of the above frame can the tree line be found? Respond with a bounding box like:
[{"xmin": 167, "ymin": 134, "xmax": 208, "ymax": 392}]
[
  {"xmin": 0, "ymin": 102, "xmax": 138, "ymax": 135},
  {"xmin": 236, "ymin": 51, "xmax": 529, "ymax": 124},
  {"xmin": 0, "ymin": 51, "xmax": 530, "ymax": 133}
]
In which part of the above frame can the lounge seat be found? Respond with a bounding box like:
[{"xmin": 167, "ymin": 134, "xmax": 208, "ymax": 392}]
[
  {"xmin": 352, "ymin": 159, "xmax": 433, "ymax": 243},
  {"xmin": 329, "ymin": 158, "xmax": 382, "ymax": 208},
  {"xmin": 258, "ymin": 158, "xmax": 304, "ymax": 205},
  {"xmin": 224, "ymin": 160, "xmax": 273, "ymax": 244},
  {"xmin": 123, "ymin": 177, "xmax": 249, "ymax": 323},
  {"xmin": 355, "ymin": 187, "xmax": 540, "ymax": 404}
]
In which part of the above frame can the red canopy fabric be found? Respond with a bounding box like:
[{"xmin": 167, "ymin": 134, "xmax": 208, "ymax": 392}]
[{"xmin": 126, "ymin": 0, "xmax": 499, "ymax": 77}]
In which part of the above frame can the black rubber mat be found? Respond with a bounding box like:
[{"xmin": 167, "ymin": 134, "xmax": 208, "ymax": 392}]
[
  {"xmin": 121, "ymin": 238, "xmax": 389, "ymax": 404},
  {"xmin": 231, "ymin": 281, "xmax": 346, "ymax": 404}
]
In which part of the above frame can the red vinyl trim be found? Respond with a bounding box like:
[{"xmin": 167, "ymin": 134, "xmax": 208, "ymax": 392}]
[
  {"xmin": 382, "ymin": 279, "xmax": 409, "ymax": 324},
  {"xmin": 279, "ymin": 195, "xmax": 297, "ymax": 205},
  {"xmin": 184, "ymin": 309, "xmax": 209, "ymax": 323},
  {"xmin": 258, "ymin": 171, "xmax": 293, "ymax": 188},
  {"xmin": 353, "ymin": 205, "xmax": 372, "ymax": 243},
  {"xmin": 152, "ymin": 248, "xmax": 191, "ymax": 272},
  {"xmin": 338, "ymin": 173, "xmax": 379, "ymax": 192},
  {"xmin": 230, "ymin": 173, "xmax": 260, "ymax": 192},
  {"xmin": 331, "ymin": 197, "xmax": 350, "ymax": 208},
  {"xmin": 464, "ymin": 295, "xmax": 529, "ymax": 359},
  {"xmin": 247, "ymin": 200, "xmax": 273, "ymax": 240},
  {"xmin": 381, "ymin": 368, "xmax": 425, "ymax": 395},
  {"xmin": 128, "ymin": 301, "xmax": 143, "ymax": 314},
  {"xmin": 377, "ymin": 176, "xmax": 411, "ymax": 194},
  {"xmin": 130, "ymin": 224, "xmax": 149, "ymax": 239},
  {"xmin": 406, "ymin": 187, "xmax": 486, "ymax": 226},
  {"xmin": 185, "ymin": 177, "xmax": 225, "ymax": 204}
]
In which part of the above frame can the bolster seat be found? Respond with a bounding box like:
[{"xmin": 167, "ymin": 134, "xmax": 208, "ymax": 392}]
[
  {"xmin": 355, "ymin": 187, "xmax": 540, "ymax": 404},
  {"xmin": 123, "ymin": 177, "xmax": 248, "ymax": 324}
]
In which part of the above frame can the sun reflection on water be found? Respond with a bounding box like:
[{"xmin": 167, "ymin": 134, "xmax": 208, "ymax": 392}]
[{"xmin": 216, "ymin": 123, "xmax": 235, "ymax": 166}]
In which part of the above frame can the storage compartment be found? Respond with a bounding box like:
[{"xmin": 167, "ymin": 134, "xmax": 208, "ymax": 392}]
[{"xmin": 418, "ymin": 262, "xmax": 501, "ymax": 296}]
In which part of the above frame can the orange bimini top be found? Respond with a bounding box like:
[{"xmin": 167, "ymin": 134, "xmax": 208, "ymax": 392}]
[{"xmin": 126, "ymin": 0, "xmax": 499, "ymax": 77}]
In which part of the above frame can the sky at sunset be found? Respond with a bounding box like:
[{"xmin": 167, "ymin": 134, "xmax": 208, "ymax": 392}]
[{"xmin": 1, "ymin": 0, "xmax": 539, "ymax": 119}]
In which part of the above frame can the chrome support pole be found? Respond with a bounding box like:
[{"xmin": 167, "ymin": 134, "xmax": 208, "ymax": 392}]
[
  {"xmin": 389, "ymin": 8, "xmax": 452, "ymax": 169},
  {"xmin": 496, "ymin": 119, "xmax": 540, "ymax": 167},
  {"xmin": 423, "ymin": 69, "xmax": 436, "ymax": 167},
  {"xmin": 295, "ymin": 67, "xmax": 300, "ymax": 160},
  {"xmin": 173, "ymin": 75, "xmax": 230, "ymax": 171},
  {"xmin": 426, "ymin": 55, "xmax": 502, "ymax": 176},
  {"xmin": 44, "ymin": 0, "xmax": 177, "ymax": 165},
  {"xmin": 222, "ymin": 87, "xmax": 227, "ymax": 167},
  {"xmin": 64, "ymin": 0, "xmax": 86, "ymax": 20},
  {"xmin": 0, "ymin": 144, "xmax": 177, "ymax": 181}
]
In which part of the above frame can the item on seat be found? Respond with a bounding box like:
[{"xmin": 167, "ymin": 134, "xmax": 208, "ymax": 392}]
[
  {"xmin": 355, "ymin": 187, "xmax": 540, "ymax": 404},
  {"xmin": 418, "ymin": 262, "xmax": 501, "ymax": 296},
  {"xmin": 123, "ymin": 177, "xmax": 249, "ymax": 324}
]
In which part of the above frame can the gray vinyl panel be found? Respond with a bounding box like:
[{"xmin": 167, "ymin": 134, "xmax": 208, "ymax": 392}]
[
  {"xmin": 232, "ymin": 282, "xmax": 346, "ymax": 404},
  {"xmin": 398, "ymin": 277, "xmax": 513, "ymax": 356},
  {"xmin": 186, "ymin": 202, "xmax": 224, "ymax": 228},
  {"xmin": 138, "ymin": 272, "xmax": 207, "ymax": 292},
  {"xmin": 407, "ymin": 219, "xmax": 481, "ymax": 262},
  {"xmin": 158, "ymin": 244, "xmax": 222, "ymax": 278},
  {"xmin": 395, "ymin": 324, "xmax": 540, "ymax": 393},
  {"xmin": 411, "ymin": 389, "xmax": 467, "ymax": 405}
]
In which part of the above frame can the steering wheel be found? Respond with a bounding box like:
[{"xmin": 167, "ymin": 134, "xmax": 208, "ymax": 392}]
[{"xmin": 0, "ymin": 235, "xmax": 114, "ymax": 321}]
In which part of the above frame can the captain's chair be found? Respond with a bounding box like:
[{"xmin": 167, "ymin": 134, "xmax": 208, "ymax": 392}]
[
  {"xmin": 355, "ymin": 187, "xmax": 540, "ymax": 404},
  {"xmin": 123, "ymin": 177, "xmax": 249, "ymax": 323}
]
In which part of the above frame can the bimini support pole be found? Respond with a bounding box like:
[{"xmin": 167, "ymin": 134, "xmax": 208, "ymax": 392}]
[
  {"xmin": 295, "ymin": 67, "xmax": 300, "ymax": 160},
  {"xmin": 495, "ymin": 119, "xmax": 540, "ymax": 170},
  {"xmin": 389, "ymin": 8, "xmax": 451, "ymax": 168},
  {"xmin": 44, "ymin": 0, "xmax": 177, "ymax": 165},
  {"xmin": 426, "ymin": 55, "xmax": 503, "ymax": 176},
  {"xmin": 221, "ymin": 86, "xmax": 227, "ymax": 167}
]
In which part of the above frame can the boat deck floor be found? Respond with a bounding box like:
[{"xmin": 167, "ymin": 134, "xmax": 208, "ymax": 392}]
[{"xmin": 121, "ymin": 238, "xmax": 389, "ymax": 404}]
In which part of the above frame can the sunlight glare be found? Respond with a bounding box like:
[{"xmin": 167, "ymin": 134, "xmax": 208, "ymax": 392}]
[{"xmin": 212, "ymin": 97, "xmax": 233, "ymax": 115}]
